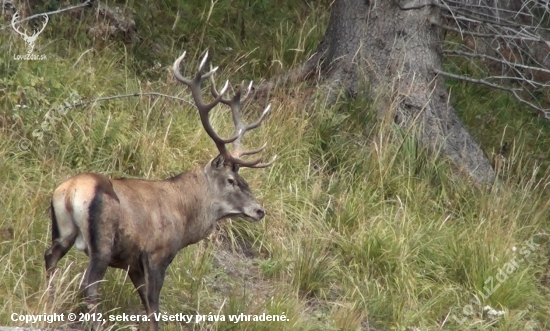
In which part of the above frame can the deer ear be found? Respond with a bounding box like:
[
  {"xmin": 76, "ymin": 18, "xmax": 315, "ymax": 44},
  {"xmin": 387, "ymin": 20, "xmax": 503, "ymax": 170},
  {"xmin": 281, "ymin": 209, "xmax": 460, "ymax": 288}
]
[{"xmin": 211, "ymin": 155, "xmax": 225, "ymax": 169}]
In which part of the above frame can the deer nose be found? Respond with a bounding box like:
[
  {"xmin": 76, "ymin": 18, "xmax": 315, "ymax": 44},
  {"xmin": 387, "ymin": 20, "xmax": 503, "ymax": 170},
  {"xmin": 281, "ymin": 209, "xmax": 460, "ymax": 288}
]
[{"xmin": 256, "ymin": 208, "xmax": 265, "ymax": 220}]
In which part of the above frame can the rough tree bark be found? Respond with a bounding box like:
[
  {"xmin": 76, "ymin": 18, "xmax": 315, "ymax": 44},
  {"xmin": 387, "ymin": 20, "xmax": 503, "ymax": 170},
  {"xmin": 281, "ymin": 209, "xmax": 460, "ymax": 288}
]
[
  {"xmin": 321, "ymin": 0, "xmax": 497, "ymax": 183},
  {"xmin": 263, "ymin": 0, "xmax": 497, "ymax": 184}
]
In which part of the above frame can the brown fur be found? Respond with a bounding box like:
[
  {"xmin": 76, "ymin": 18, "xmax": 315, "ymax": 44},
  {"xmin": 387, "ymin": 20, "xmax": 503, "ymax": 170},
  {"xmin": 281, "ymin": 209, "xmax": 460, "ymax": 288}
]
[{"xmin": 45, "ymin": 155, "xmax": 265, "ymax": 331}]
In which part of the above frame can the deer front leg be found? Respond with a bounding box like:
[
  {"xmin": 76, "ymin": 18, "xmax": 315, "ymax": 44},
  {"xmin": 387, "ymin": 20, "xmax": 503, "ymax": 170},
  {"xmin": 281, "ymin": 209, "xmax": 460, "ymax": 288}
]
[{"xmin": 144, "ymin": 264, "xmax": 166, "ymax": 331}]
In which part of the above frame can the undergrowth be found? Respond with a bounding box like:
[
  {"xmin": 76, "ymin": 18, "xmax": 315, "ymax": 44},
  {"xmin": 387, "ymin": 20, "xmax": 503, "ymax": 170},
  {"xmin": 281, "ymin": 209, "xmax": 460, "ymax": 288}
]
[{"xmin": 1, "ymin": 1, "xmax": 550, "ymax": 330}]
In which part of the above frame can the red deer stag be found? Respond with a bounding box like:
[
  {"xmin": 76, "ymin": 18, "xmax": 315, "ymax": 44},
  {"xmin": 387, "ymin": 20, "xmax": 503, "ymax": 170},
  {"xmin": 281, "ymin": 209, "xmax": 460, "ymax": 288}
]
[{"xmin": 44, "ymin": 51, "xmax": 275, "ymax": 331}]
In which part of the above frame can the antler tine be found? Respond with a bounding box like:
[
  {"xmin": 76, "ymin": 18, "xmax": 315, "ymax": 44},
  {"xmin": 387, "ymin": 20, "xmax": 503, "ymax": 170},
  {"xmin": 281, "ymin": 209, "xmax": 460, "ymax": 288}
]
[
  {"xmin": 207, "ymin": 73, "xmax": 248, "ymax": 152},
  {"xmin": 198, "ymin": 51, "xmax": 209, "ymax": 71},
  {"xmin": 235, "ymin": 154, "xmax": 278, "ymax": 168},
  {"xmin": 209, "ymin": 74, "xmax": 234, "ymax": 106},
  {"xmin": 241, "ymin": 81, "xmax": 254, "ymax": 100},
  {"xmin": 232, "ymin": 103, "xmax": 271, "ymax": 156},
  {"xmin": 172, "ymin": 52, "xmax": 242, "ymax": 158},
  {"xmin": 208, "ymin": 73, "xmax": 273, "ymax": 166},
  {"xmin": 244, "ymin": 104, "xmax": 271, "ymax": 131},
  {"xmin": 173, "ymin": 50, "xmax": 275, "ymax": 168},
  {"xmin": 253, "ymin": 154, "xmax": 278, "ymax": 168},
  {"xmin": 172, "ymin": 51, "xmax": 192, "ymax": 85},
  {"xmin": 228, "ymin": 99, "xmax": 274, "ymax": 167},
  {"xmin": 239, "ymin": 142, "xmax": 267, "ymax": 157}
]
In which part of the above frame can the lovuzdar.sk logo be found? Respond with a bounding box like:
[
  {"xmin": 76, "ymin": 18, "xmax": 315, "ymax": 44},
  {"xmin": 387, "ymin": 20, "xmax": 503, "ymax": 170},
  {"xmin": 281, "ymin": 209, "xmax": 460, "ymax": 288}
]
[{"xmin": 11, "ymin": 11, "xmax": 48, "ymax": 60}]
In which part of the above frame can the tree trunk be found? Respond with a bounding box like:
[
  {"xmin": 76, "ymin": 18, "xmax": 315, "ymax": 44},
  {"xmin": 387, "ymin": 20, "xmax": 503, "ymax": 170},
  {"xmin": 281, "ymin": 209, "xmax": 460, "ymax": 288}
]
[{"xmin": 304, "ymin": 0, "xmax": 497, "ymax": 184}]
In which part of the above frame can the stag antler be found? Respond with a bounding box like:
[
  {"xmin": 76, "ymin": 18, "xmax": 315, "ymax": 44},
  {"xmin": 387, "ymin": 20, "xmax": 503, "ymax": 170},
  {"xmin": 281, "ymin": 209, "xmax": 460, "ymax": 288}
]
[{"xmin": 173, "ymin": 51, "xmax": 276, "ymax": 168}]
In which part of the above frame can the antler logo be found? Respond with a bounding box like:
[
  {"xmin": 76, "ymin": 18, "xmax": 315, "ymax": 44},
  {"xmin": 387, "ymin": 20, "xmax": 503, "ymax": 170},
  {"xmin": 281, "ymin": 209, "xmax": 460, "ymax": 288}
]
[{"xmin": 11, "ymin": 11, "xmax": 49, "ymax": 55}]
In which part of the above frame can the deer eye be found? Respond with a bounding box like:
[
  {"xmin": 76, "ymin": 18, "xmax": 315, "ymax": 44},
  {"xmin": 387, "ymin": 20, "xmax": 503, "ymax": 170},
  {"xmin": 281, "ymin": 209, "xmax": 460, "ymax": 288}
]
[{"xmin": 227, "ymin": 178, "xmax": 235, "ymax": 186}]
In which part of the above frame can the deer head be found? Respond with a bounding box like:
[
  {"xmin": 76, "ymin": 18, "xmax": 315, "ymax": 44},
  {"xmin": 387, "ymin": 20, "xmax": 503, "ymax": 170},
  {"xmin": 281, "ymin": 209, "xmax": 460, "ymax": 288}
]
[{"xmin": 172, "ymin": 51, "xmax": 276, "ymax": 221}]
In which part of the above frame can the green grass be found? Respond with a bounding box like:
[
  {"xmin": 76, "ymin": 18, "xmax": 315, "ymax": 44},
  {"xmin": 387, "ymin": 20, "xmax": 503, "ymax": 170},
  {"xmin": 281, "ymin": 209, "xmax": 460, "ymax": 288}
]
[{"xmin": 1, "ymin": 1, "xmax": 550, "ymax": 330}]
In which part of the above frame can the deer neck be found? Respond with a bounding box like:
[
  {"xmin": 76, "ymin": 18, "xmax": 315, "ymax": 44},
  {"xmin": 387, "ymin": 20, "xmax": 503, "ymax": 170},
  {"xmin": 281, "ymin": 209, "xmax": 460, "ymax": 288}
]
[{"xmin": 169, "ymin": 167, "xmax": 219, "ymax": 247}]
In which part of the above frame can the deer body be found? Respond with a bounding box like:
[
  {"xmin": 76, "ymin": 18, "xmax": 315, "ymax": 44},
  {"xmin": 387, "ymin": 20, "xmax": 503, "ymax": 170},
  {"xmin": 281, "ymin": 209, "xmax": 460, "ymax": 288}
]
[
  {"xmin": 49, "ymin": 168, "xmax": 225, "ymax": 270},
  {"xmin": 45, "ymin": 51, "xmax": 274, "ymax": 331}
]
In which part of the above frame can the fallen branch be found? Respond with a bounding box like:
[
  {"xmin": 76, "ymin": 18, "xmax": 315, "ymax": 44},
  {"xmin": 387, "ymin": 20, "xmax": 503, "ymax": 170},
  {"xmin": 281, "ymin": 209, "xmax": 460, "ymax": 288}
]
[
  {"xmin": 431, "ymin": 21, "xmax": 495, "ymax": 38},
  {"xmin": 484, "ymin": 76, "xmax": 550, "ymax": 89},
  {"xmin": 396, "ymin": 0, "xmax": 434, "ymax": 11},
  {"xmin": 0, "ymin": 0, "xmax": 93, "ymax": 31},
  {"xmin": 434, "ymin": 69, "xmax": 550, "ymax": 120},
  {"xmin": 444, "ymin": 50, "xmax": 550, "ymax": 74},
  {"xmin": 67, "ymin": 92, "xmax": 192, "ymax": 109},
  {"xmin": 91, "ymin": 1, "xmax": 137, "ymax": 41}
]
